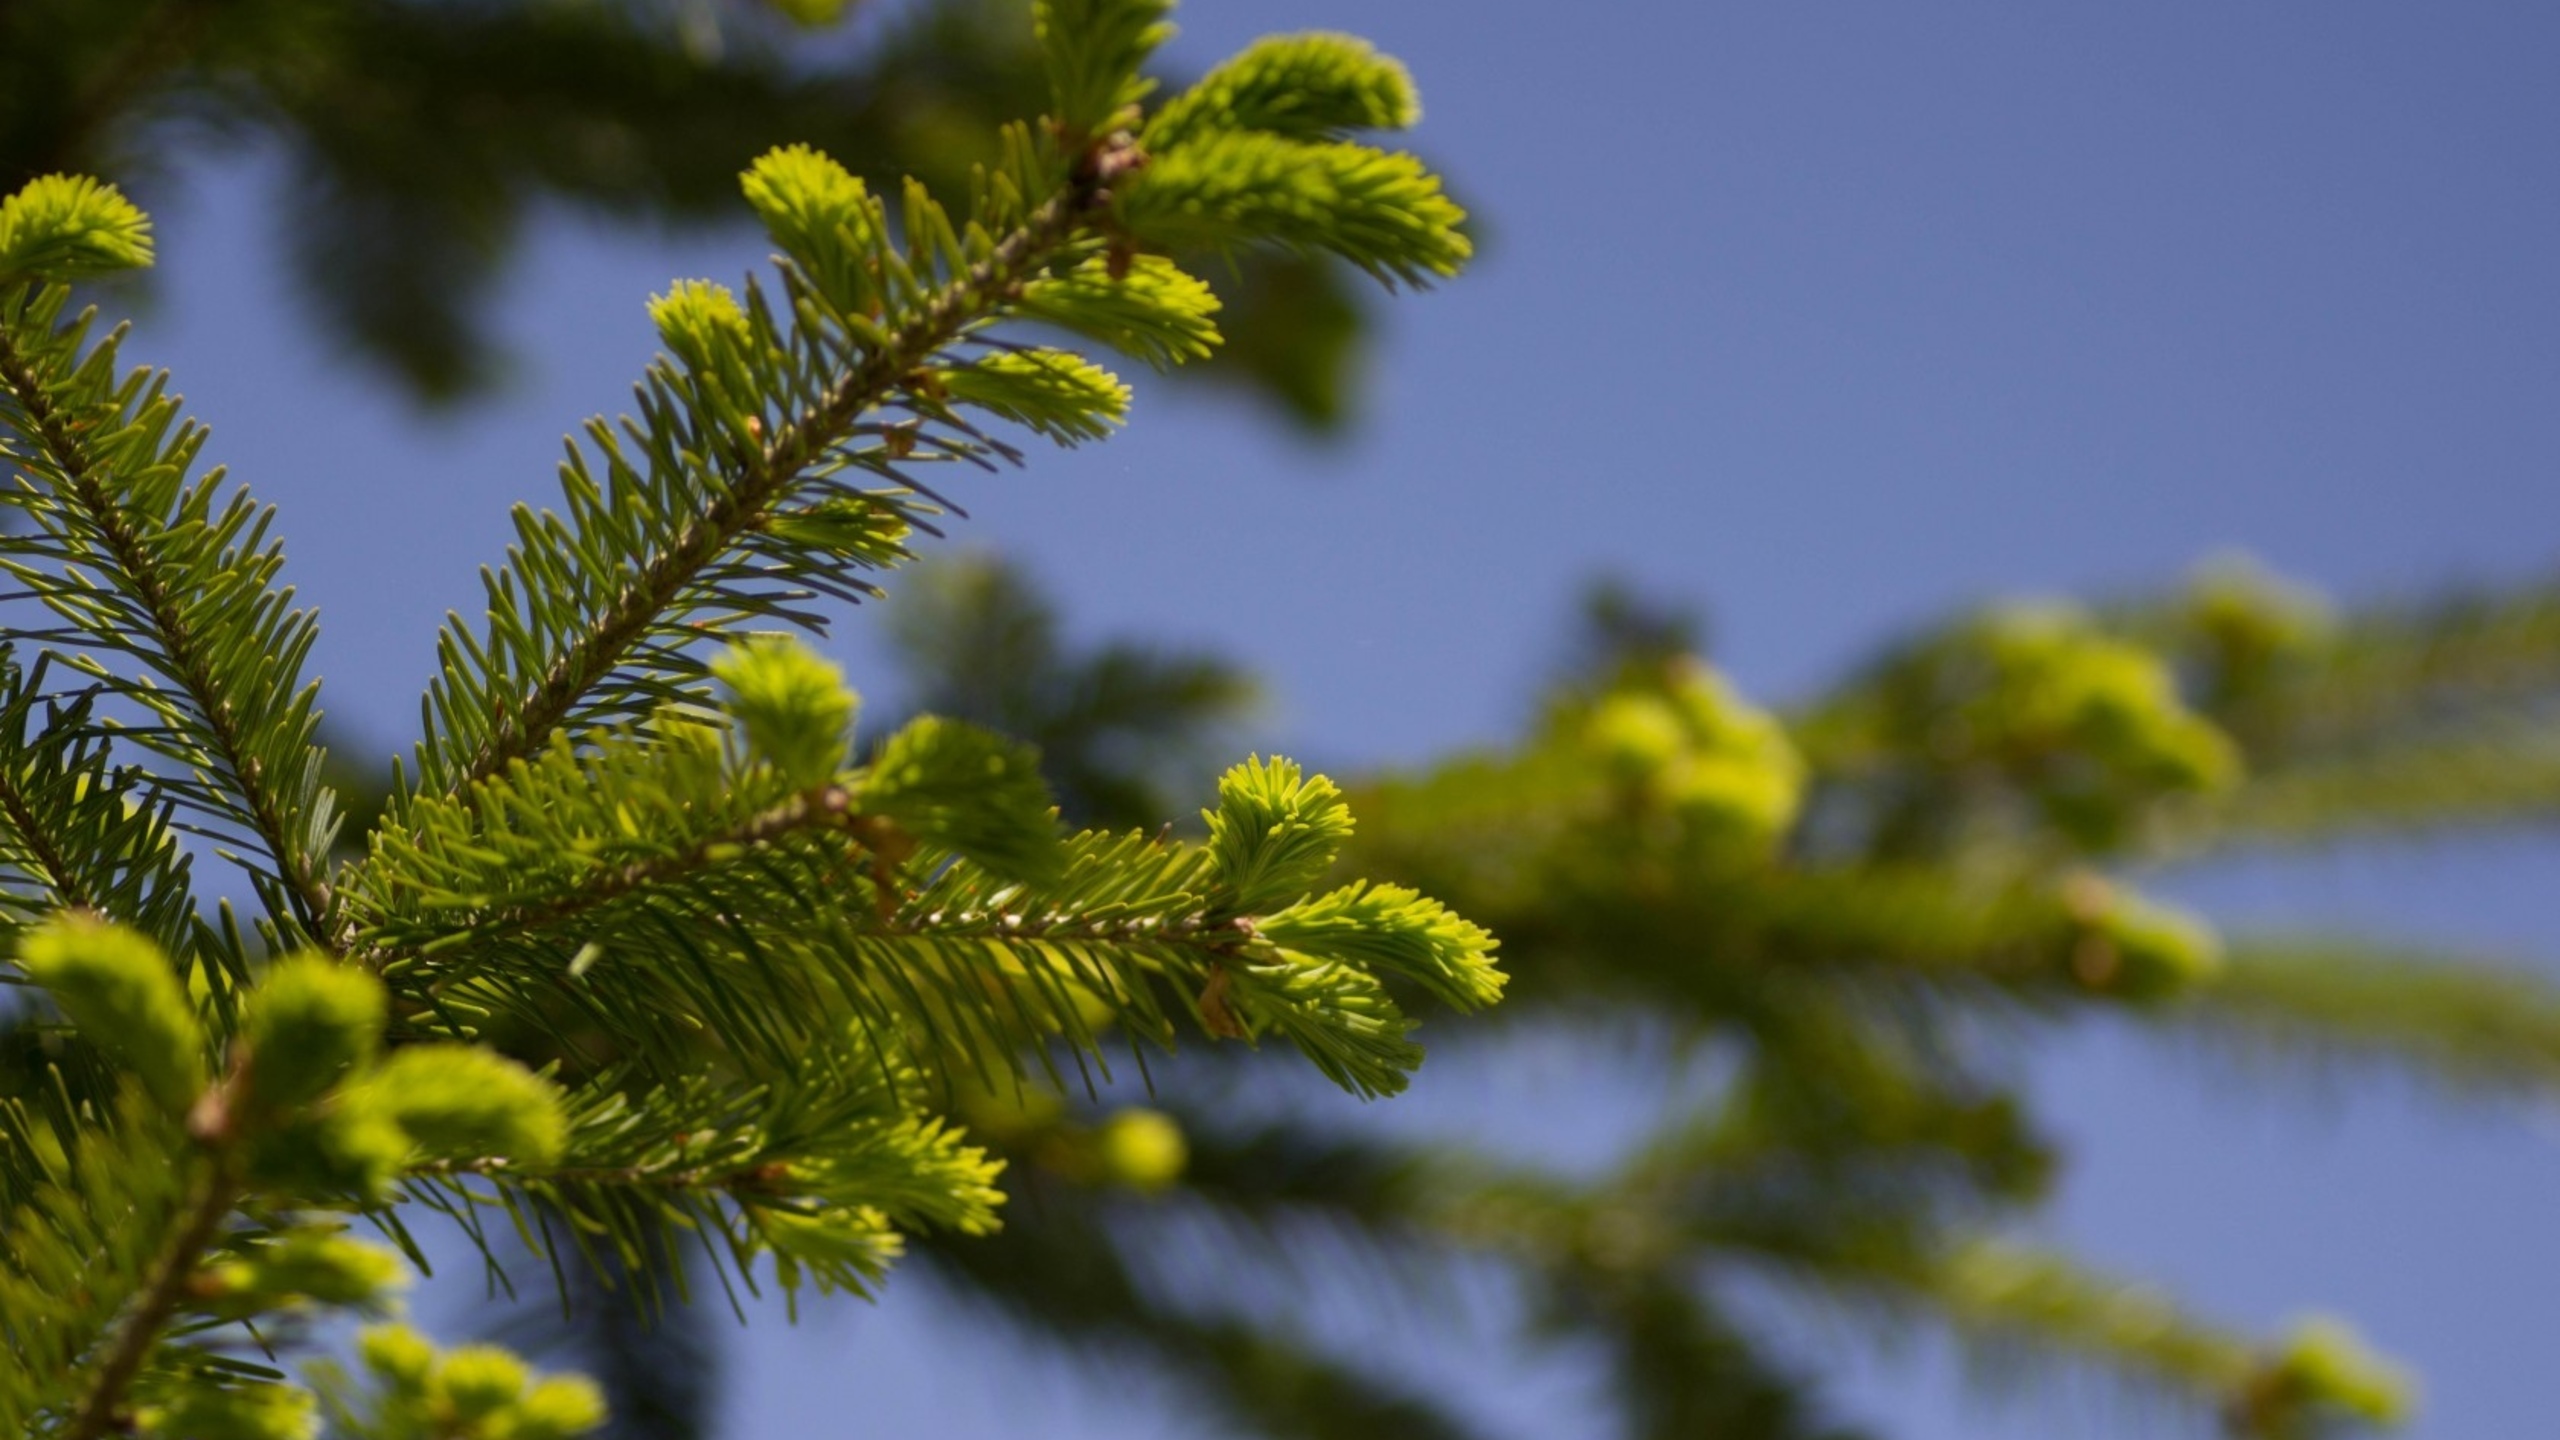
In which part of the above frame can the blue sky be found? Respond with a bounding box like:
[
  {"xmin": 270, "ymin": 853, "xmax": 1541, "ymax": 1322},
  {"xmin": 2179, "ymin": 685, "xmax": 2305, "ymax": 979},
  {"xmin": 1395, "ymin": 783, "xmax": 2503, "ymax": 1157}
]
[{"xmin": 125, "ymin": 0, "xmax": 2560, "ymax": 1434}]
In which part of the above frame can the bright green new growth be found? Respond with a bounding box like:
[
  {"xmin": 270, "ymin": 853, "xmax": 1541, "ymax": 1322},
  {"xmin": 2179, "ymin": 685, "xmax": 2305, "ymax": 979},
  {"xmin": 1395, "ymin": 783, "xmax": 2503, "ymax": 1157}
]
[
  {"xmin": 1255, "ymin": 882, "xmax": 1505, "ymax": 1012},
  {"xmin": 708, "ymin": 634, "xmax": 856, "ymax": 789},
  {"xmin": 353, "ymin": 1046, "xmax": 567, "ymax": 1169},
  {"xmin": 1228, "ymin": 536, "xmax": 2560, "ymax": 1435},
  {"xmin": 16, "ymin": 914, "xmax": 203, "ymax": 1116},
  {"xmin": 310, "ymin": 1327, "xmax": 606, "ymax": 1440},
  {"xmin": 1967, "ymin": 606, "xmax": 2240, "ymax": 795},
  {"xmin": 1090, "ymin": 1105, "xmax": 1188, "ymax": 1192},
  {"xmin": 0, "ymin": 176, "xmax": 153, "ymax": 282},
  {"xmin": 1123, "ymin": 134, "xmax": 1472, "ymax": 287},
  {"xmin": 241, "ymin": 957, "xmax": 386, "ymax": 1113},
  {"xmin": 2074, "ymin": 875, "xmax": 2225, "ymax": 998},
  {"xmin": 859, "ymin": 712, "xmax": 1062, "ymax": 880},
  {"xmin": 1016, "ymin": 256, "xmax": 1223, "ymax": 368},
  {"xmin": 1576, "ymin": 658, "xmax": 1807, "ymax": 860},
  {"xmin": 138, "ymin": 1380, "xmax": 316, "ymax": 1440},
  {"xmin": 201, "ymin": 1230, "xmax": 408, "ymax": 1314},
  {"xmin": 1147, "ymin": 33, "xmax": 1422, "ymax": 149},
  {"xmin": 1035, "ymin": 0, "xmax": 1176, "ymax": 134},
  {"xmin": 2258, "ymin": 1320, "xmax": 2416, "ymax": 1433},
  {"xmin": 734, "ymin": 145, "xmax": 881, "ymax": 308},
  {"xmin": 643, "ymin": 280, "xmax": 753, "ymax": 377},
  {"xmin": 1206, "ymin": 754, "xmax": 1356, "ymax": 911},
  {"xmin": 939, "ymin": 349, "xmax": 1132, "ymax": 444},
  {"xmin": 0, "ymin": 3, "xmax": 1491, "ymax": 1432}
]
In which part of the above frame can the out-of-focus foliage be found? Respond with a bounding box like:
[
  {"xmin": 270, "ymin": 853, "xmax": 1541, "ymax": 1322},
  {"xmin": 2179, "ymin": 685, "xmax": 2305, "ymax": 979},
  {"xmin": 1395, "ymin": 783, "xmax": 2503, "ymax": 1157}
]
[
  {"xmin": 0, "ymin": 0, "xmax": 1401, "ymax": 426},
  {"xmin": 838, "ymin": 553, "xmax": 2560, "ymax": 1440},
  {"xmin": 0, "ymin": 3, "xmax": 1495, "ymax": 1431}
]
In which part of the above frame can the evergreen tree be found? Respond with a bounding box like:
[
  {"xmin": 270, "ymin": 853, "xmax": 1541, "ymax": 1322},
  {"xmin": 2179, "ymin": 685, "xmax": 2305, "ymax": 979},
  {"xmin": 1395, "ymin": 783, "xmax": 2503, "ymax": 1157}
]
[
  {"xmin": 8, "ymin": 3, "xmax": 2560, "ymax": 1439},
  {"xmin": 0, "ymin": 3, "xmax": 1499, "ymax": 1435}
]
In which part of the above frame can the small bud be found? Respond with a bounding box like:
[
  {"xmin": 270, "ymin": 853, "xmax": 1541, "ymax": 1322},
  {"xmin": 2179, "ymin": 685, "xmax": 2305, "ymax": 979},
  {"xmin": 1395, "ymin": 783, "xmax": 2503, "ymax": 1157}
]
[
  {"xmin": 1576, "ymin": 661, "xmax": 1805, "ymax": 860},
  {"xmin": 739, "ymin": 145, "xmax": 880, "ymax": 310},
  {"xmin": 2277, "ymin": 1318, "xmax": 2415, "ymax": 1422},
  {"xmin": 2073, "ymin": 882, "xmax": 2222, "ymax": 1000},
  {"xmin": 2186, "ymin": 554, "xmax": 2332, "ymax": 670},
  {"xmin": 2236, "ymin": 1316, "xmax": 2416, "ymax": 1434},
  {"xmin": 1583, "ymin": 693, "xmax": 1685, "ymax": 777},
  {"xmin": 1094, "ymin": 1107, "xmax": 1188, "ymax": 1193}
]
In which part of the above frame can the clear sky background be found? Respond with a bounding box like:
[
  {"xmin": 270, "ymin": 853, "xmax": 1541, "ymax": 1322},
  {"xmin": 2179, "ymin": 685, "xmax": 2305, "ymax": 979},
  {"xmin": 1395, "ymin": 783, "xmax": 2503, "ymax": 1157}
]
[{"xmin": 122, "ymin": 0, "xmax": 2560, "ymax": 1434}]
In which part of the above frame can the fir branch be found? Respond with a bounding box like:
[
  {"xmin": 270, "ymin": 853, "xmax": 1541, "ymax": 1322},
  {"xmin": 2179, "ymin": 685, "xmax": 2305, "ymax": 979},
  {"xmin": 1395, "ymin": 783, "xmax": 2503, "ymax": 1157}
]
[
  {"xmin": 442, "ymin": 143, "xmax": 1139, "ymax": 797},
  {"xmin": 2214, "ymin": 582, "xmax": 2560, "ymax": 759},
  {"xmin": 0, "ymin": 21, "xmax": 1508, "ymax": 1429},
  {"xmin": 0, "ymin": 660, "xmax": 209, "ymax": 969},
  {"xmin": 359, "ymin": 708, "xmax": 1493, "ymax": 1103},
  {"xmin": 418, "ymin": 783, "xmax": 861, "ymax": 963},
  {"xmin": 402, "ymin": 1033, "xmax": 1006, "ymax": 1311},
  {"xmin": 0, "ymin": 1091, "xmax": 192, "ymax": 1431},
  {"xmin": 2170, "ymin": 937, "xmax": 2560, "ymax": 1096},
  {"xmin": 0, "ymin": 314, "xmax": 334, "ymax": 939},
  {"xmin": 1816, "ymin": 1240, "xmax": 2407, "ymax": 1439},
  {"xmin": 422, "ymin": 1154, "xmax": 771, "ymax": 1194},
  {"xmin": 60, "ymin": 1146, "xmax": 236, "ymax": 1440},
  {"xmin": 922, "ymin": 1164, "xmax": 1488, "ymax": 1440},
  {"xmin": 0, "ymin": 749, "xmax": 92, "ymax": 915},
  {"xmin": 2189, "ymin": 719, "xmax": 2560, "ymax": 852}
]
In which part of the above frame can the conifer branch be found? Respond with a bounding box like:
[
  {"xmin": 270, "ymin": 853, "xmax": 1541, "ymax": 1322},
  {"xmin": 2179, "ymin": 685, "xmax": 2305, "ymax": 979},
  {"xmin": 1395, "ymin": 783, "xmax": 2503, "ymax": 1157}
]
[
  {"xmin": 425, "ymin": 1151, "xmax": 819, "ymax": 1195},
  {"xmin": 0, "ymin": 663, "xmax": 213, "ymax": 967},
  {"xmin": 2171, "ymin": 937, "xmax": 2560, "ymax": 1095},
  {"xmin": 890, "ymin": 901, "xmax": 1252, "ymax": 946},
  {"xmin": 412, "ymin": 784, "xmax": 860, "ymax": 965},
  {"xmin": 447, "ymin": 142, "xmax": 1139, "ymax": 795},
  {"xmin": 432, "ymin": 1157, "xmax": 732, "ymax": 1190},
  {"xmin": 528, "ymin": 785, "xmax": 856, "ymax": 924},
  {"xmin": 0, "ymin": 760, "xmax": 94, "ymax": 915},
  {"xmin": 0, "ymin": 325, "xmax": 332, "ymax": 937},
  {"xmin": 0, "ymin": 14, "xmax": 1511, "ymax": 1425},
  {"xmin": 60, "ymin": 1148, "xmax": 237, "ymax": 1440}
]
